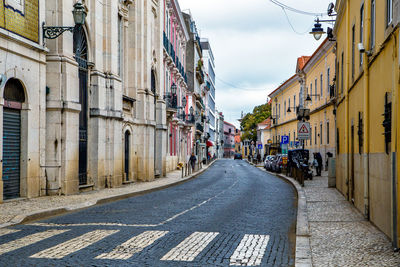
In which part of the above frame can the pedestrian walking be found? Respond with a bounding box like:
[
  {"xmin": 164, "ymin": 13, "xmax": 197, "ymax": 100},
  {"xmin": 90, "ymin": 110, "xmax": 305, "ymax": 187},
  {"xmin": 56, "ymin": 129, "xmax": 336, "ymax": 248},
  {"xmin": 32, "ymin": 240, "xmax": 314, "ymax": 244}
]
[
  {"xmin": 189, "ymin": 153, "xmax": 197, "ymax": 172},
  {"xmin": 313, "ymin": 153, "xmax": 322, "ymax": 176},
  {"xmin": 257, "ymin": 153, "xmax": 261, "ymax": 164},
  {"xmin": 316, "ymin": 152, "xmax": 323, "ymax": 175}
]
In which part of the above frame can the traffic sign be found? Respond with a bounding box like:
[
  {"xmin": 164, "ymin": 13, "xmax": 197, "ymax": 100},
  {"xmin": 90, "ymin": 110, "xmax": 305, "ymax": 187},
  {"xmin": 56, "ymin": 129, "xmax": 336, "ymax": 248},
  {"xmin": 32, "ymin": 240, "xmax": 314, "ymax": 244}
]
[
  {"xmin": 298, "ymin": 122, "xmax": 311, "ymax": 140},
  {"xmin": 257, "ymin": 144, "xmax": 263, "ymax": 150},
  {"xmin": 281, "ymin": 135, "xmax": 289, "ymax": 144}
]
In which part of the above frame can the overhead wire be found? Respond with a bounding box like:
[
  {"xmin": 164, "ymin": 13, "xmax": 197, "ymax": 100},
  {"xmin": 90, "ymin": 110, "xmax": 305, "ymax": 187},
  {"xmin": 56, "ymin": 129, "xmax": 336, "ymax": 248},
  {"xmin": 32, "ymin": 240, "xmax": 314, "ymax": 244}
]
[
  {"xmin": 268, "ymin": 0, "xmax": 328, "ymax": 35},
  {"xmin": 269, "ymin": 0, "xmax": 326, "ymax": 17},
  {"xmin": 216, "ymin": 76, "xmax": 268, "ymax": 92}
]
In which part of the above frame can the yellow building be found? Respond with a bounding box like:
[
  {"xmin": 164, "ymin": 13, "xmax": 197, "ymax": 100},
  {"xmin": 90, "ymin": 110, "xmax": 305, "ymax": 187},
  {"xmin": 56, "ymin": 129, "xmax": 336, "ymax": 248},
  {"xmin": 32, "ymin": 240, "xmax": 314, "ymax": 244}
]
[
  {"xmin": 269, "ymin": 40, "xmax": 336, "ymax": 169},
  {"xmin": 334, "ymin": 0, "xmax": 400, "ymax": 245}
]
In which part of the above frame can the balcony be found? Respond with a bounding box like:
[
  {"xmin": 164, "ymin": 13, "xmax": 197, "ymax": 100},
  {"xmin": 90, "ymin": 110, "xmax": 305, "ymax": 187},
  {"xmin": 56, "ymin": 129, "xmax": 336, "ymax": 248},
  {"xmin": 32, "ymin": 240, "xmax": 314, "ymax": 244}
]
[
  {"xmin": 196, "ymin": 123, "xmax": 204, "ymax": 133},
  {"xmin": 164, "ymin": 93, "xmax": 178, "ymax": 112},
  {"xmin": 196, "ymin": 97, "xmax": 205, "ymax": 109},
  {"xmin": 186, "ymin": 114, "xmax": 195, "ymax": 125},
  {"xmin": 163, "ymin": 32, "xmax": 187, "ymax": 85}
]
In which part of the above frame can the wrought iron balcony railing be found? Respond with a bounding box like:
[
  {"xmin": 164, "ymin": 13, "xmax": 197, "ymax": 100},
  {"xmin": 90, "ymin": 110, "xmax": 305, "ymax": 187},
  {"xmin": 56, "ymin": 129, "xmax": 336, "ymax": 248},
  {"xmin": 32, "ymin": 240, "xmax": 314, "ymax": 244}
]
[
  {"xmin": 164, "ymin": 93, "xmax": 178, "ymax": 110},
  {"xmin": 196, "ymin": 123, "xmax": 204, "ymax": 133}
]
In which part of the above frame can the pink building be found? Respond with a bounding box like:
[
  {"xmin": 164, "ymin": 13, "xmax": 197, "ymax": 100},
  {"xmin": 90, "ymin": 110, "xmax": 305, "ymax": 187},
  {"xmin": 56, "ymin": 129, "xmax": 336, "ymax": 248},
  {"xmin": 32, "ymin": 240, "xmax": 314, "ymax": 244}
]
[
  {"xmin": 163, "ymin": 0, "xmax": 192, "ymax": 171},
  {"xmin": 223, "ymin": 121, "xmax": 236, "ymax": 158}
]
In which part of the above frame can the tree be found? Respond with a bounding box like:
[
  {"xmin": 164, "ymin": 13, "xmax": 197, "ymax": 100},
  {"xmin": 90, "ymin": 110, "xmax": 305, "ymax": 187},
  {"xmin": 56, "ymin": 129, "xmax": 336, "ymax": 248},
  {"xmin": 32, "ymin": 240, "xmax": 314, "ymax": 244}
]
[{"xmin": 240, "ymin": 102, "xmax": 271, "ymax": 142}]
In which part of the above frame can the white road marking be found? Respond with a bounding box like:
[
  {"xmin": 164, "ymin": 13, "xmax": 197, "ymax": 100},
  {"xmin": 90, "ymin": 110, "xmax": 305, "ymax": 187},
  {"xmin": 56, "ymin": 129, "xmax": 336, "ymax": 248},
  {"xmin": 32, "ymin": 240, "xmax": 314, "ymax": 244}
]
[
  {"xmin": 95, "ymin": 231, "xmax": 168, "ymax": 260},
  {"xmin": 0, "ymin": 229, "xmax": 20, "ymax": 237},
  {"xmin": 230, "ymin": 234, "xmax": 270, "ymax": 266},
  {"xmin": 30, "ymin": 230, "xmax": 118, "ymax": 259},
  {"xmin": 0, "ymin": 229, "xmax": 69, "ymax": 256},
  {"xmin": 28, "ymin": 178, "xmax": 239, "ymax": 229},
  {"xmin": 161, "ymin": 232, "xmax": 219, "ymax": 262}
]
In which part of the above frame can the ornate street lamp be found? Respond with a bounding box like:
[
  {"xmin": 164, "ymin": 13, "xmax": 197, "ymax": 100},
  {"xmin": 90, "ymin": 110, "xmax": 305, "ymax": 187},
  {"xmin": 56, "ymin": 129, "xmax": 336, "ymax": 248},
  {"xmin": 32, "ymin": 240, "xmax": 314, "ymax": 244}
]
[
  {"xmin": 43, "ymin": 3, "xmax": 87, "ymax": 40},
  {"xmin": 171, "ymin": 83, "xmax": 177, "ymax": 95},
  {"xmin": 182, "ymin": 96, "xmax": 187, "ymax": 108},
  {"xmin": 310, "ymin": 18, "xmax": 325, "ymax": 41}
]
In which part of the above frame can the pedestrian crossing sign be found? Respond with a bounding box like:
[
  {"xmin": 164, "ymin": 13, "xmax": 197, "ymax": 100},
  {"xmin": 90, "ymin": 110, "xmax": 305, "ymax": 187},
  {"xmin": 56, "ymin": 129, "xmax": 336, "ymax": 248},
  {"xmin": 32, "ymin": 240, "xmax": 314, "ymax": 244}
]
[{"xmin": 297, "ymin": 122, "xmax": 310, "ymax": 140}]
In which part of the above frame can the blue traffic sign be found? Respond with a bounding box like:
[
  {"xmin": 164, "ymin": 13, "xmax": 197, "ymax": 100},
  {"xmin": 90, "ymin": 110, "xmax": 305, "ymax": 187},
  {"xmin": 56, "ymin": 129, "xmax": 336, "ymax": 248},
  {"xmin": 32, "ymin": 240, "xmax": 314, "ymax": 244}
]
[
  {"xmin": 257, "ymin": 144, "xmax": 263, "ymax": 150},
  {"xmin": 281, "ymin": 135, "xmax": 289, "ymax": 144}
]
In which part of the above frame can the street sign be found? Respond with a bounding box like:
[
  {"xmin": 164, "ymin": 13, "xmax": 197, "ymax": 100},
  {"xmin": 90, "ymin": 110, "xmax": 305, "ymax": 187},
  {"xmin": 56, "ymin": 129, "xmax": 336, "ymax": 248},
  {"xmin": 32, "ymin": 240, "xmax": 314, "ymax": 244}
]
[
  {"xmin": 257, "ymin": 144, "xmax": 263, "ymax": 150},
  {"xmin": 298, "ymin": 122, "xmax": 311, "ymax": 140},
  {"xmin": 281, "ymin": 143, "xmax": 288, "ymax": 155},
  {"xmin": 281, "ymin": 135, "xmax": 289, "ymax": 144}
]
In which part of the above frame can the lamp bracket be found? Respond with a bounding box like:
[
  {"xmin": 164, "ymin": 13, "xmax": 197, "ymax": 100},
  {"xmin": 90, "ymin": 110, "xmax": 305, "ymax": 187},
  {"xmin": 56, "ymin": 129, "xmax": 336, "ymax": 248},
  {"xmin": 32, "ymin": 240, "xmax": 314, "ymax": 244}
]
[{"xmin": 43, "ymin": 23, "xmax": 75, "ymax": 40}]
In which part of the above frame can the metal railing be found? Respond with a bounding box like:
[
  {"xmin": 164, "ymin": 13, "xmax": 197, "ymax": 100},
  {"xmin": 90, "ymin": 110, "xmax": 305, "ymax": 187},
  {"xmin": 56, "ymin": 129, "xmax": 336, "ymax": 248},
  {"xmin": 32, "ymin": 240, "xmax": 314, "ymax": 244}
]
[
  {"xmin": 196, "ymin": 123, "xmax": 204, "ymax": 132},
  {"xmin": 164, "ymin": 93, "xmax": 178, "ymax": 110}
]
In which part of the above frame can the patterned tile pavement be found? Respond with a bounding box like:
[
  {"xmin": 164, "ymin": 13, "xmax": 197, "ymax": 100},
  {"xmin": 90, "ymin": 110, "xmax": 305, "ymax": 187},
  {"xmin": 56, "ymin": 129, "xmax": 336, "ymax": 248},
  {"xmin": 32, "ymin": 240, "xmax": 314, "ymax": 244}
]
[{"xmin": 305, "ymin": 172, "xmax": 400, "ymax": 267}]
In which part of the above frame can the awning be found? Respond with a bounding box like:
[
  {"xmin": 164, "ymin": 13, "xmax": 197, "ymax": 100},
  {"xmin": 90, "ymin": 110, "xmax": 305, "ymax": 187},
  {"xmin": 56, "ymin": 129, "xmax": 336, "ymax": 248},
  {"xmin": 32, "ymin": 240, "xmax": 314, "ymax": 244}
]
[{"xmin": 206, "ymin": 140, "xmax": 214, "ymax": 147}]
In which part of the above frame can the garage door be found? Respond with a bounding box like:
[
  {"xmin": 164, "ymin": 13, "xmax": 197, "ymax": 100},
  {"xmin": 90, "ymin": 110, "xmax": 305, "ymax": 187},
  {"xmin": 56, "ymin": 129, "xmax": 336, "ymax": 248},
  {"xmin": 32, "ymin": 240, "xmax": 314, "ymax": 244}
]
[{"xmin": 3, "ymin": 108, "xmax": 21, "ymax": 200}]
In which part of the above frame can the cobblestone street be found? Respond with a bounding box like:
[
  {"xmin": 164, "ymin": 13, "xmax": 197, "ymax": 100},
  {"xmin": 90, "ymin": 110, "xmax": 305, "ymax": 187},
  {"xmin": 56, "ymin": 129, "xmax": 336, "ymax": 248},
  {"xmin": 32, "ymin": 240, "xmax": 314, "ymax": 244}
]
[{"xmin": 0, "ymin": 160, "xmax": 297, "ymax": 266}]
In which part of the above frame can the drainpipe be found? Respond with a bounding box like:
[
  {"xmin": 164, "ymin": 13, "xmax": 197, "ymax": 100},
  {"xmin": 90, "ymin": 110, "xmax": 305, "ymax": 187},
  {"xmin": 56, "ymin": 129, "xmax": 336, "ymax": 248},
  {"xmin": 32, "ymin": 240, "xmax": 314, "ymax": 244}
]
[
  {"xmin": 362, "ymin": 0, "xmax": 371, "ymax": 220},
  {"xmin": 397, "ymin": 29, "xmax": 400, "ymax": 249},
  {"xmin": 345, "ymin": 0, "xmax": 351, "ymax": 201},
  {"xmin": 391, "ymin": 31, "xmax": 399, "ymax": 249}
]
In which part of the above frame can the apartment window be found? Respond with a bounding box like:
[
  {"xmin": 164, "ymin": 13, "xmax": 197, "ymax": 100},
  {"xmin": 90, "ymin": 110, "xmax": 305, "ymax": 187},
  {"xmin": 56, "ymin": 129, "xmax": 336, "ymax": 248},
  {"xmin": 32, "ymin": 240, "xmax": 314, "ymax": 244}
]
[
  {"xmin": 352, "ymin": 25, "xmax": 355, "ymax": 80},
  {"xmin": 371, "ymin": 0, "xmax": 376, "ymax": 48},
  {"xmin": 279, "ymin": 104, "xmax": 281, "ymax": 118},
  {"xmin": 310, "ymin": 83, "xmax": 312, "ymax": 102},
  {"xmin": 341, "ymin": 52, "xmax": 344, "ymax": 93},
  {"xmin": 320, "ymin": 123, "xmax": 323, "ymax": 145},
  {"xmin": 315, "ymin": 126, "xmax": 317, "ymax": 145},
  {"xmin": 118, "ymin": 15, "xmax": 123, "ymax": 76},
  {"xmin": 387, "ymin": 0, "xmax": 393, "ymax": 25},
  {"xmin": 327, "ymin": 68, "xmax": 331, "ymax": 94},
  {"xmin": 315, "ymin": 79, "xmax": 318, "ymax": 100},
  {"xmin": 360, "ymin": 4, "xmax": 364, "ymax": 66},
  {"xmin": 320, "ymin": 74, "xmax": 323, "ymax": 98},
  {"xmin": 284, "ymin": 101, "xmax": 286, "ymax": 116},
  {"xmin": 294, "ymin": 95, "xmax": 296, "ymax": 109},
  {"xmin": 327, "ymin": 122, "xmax": 330, "ymax": 144},
  {"xmin": 288, "ymin": 98, "xmax": 291, "ymax": 112},
  {"xmin": 294, "ymin": 131, "xmax": 296, "ymax": 142}
]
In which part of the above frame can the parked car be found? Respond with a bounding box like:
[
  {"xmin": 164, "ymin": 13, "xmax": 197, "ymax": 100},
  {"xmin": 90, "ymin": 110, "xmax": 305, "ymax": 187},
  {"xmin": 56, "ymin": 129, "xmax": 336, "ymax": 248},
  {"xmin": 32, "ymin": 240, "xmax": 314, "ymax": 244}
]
[
  {"xmin": 234, "ymin": 153, "xmax": 242, "ymax": 160},
  {"xmin": 264, "ymin": 155, "xmax": 275, "ymax": 170},
  {"xmin": 271, "ymin": 154, "xmax": 288, "ymax": 173}
]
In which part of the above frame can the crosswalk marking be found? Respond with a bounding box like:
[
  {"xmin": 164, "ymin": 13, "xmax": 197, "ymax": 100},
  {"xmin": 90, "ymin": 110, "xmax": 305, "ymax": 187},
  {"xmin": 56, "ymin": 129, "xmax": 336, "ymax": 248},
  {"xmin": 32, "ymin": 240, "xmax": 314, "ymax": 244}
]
[
  {"xmin": 0, "ymin": 229, "xmax": 69, "ymax": 256},
  {"xmin": 230, "ymin": 234, "xmax": 270, "ymax": 266},
  {"xmin": 0, "ymin": 229, "xmax": 20, "ymax": 237},
  {"xmin": 30, "ymin": 230, "xmax": 118, "ymax": 259},
  {"xmin": 161, "ymin": 232, "xmax": 219, "ymax": 262},
  {"xmin": 95, "ymin": 231, "xmax": 168, "ymax": 260}
]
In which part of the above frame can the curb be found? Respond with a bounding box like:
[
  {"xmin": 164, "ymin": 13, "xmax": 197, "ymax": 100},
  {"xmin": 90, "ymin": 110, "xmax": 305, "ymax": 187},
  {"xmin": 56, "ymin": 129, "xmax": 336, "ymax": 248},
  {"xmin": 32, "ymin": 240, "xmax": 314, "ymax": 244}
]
[
  {"xmin": 276, "ymin": 173, "xmax": 312, "ymax": 267},
  {"xmin": 0, "ymin": 160, "xmax": 218, "ymax": 229},
  {"xmin": 252, "ymin": 163, "xmax": 313, "ymax": 267}
]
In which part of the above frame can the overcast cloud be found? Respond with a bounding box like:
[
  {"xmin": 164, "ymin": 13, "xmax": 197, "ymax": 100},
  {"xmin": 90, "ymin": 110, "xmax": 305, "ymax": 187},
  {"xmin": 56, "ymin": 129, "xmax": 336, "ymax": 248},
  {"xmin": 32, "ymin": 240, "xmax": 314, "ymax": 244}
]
[{"xmin": 179, "ymin": 0, "xmax": 334, "ymax": 127}]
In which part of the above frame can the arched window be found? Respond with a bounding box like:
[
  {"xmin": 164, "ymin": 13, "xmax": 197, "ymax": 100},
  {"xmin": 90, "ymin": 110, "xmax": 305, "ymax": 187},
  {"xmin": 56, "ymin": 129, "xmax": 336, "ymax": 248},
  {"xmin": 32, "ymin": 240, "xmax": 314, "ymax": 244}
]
[
  {"xmin": 4, "ymin": 78, "xmax": 25, "ymax": 103},
  {"xmin": 151, "ymin": 69, "xmax": 156, "ymax": 94}
]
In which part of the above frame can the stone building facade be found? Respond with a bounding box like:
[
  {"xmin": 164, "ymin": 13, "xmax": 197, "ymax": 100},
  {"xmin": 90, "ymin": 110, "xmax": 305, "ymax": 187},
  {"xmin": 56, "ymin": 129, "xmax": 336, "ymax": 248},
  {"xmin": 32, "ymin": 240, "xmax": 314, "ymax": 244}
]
[
  {"xmin": 0, "ymin": 0, "xmax": 217, "ymax": 203},
  {"xmin": 0, "ymin": 0, "xmax": 46, "ymax": 201}
]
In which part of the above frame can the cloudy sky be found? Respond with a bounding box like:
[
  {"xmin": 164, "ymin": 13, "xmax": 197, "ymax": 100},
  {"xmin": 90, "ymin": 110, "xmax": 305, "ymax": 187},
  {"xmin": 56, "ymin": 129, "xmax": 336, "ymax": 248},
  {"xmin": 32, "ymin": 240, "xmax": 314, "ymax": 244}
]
[{"xmin": 178, "ymin": 0, "xmax": 334, "ymax": 127}]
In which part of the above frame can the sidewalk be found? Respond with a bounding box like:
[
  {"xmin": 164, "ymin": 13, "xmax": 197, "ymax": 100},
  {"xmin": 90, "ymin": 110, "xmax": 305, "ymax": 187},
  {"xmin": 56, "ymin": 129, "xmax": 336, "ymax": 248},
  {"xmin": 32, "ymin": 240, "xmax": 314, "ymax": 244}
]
[
  {"xmin": 0, "ymin": 162, "xmax": 216, "ymax": 229},
  {"xmin": 276, "ymin": 169, "xmax": 400, "ymax": 267}
]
